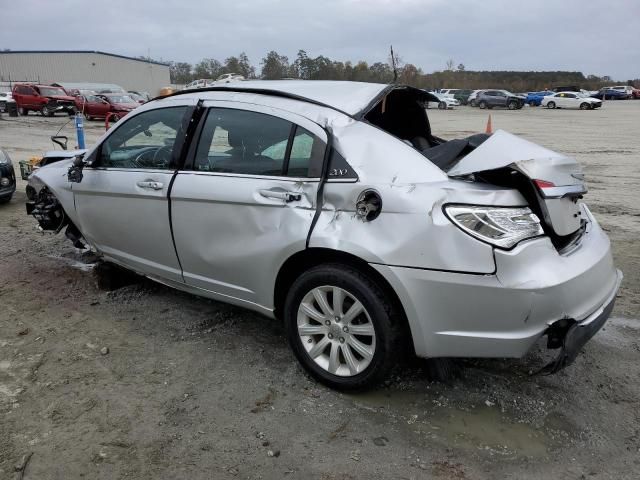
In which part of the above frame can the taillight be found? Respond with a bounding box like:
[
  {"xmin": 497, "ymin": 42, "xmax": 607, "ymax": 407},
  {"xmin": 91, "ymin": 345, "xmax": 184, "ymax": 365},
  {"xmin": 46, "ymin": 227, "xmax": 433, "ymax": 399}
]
[{"xmin": 534, "ymin": 179, "xmax": 555, "ymax": 189}]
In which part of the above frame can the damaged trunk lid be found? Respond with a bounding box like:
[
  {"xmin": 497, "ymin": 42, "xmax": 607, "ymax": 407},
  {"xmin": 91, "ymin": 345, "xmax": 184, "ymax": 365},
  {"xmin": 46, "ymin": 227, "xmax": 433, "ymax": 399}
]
[{"xmin": 446, "ymin": 130, "xmax": 586, "ymax": 239}]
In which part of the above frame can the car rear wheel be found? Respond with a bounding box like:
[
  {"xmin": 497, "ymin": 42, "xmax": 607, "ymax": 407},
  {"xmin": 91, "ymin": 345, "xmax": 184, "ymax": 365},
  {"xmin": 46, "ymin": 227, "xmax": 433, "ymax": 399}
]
[
  {"xmin": 507, "ymin": 100, "xmax": 518, "ymax": 110},
  {"xmin": 580, "ymin": 102, "xmax": 591, "ymax": 110},
  {"xmin": 469, "ymin": 100, "xmax": 476, "ymax": 107},
  {"xmin": 478, "ymin": 101, "xmax": 487, "ymax": 109},
  {"xmin": 547, "ymin": 101, "xmax": 556, "ymax": 109},
  {"xmin": 284, "ymin": 264, "xmax": 402, "ymax": 391},
  {"xmin": 111, "ymin": 113, "xmax": 121, "ymax": 122},
  {"xmin": 438, "ymin": 101, "xmax": 447, "ymax": 110}
]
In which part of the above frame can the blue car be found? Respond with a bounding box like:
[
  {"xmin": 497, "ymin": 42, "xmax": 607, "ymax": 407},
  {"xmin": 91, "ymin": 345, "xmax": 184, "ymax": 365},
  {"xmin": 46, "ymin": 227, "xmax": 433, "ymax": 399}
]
[
  {"xmin": 525, "ymin": 91, "xmax": 554, "ymax": 106},
  {"xmin": 591, "ymin": 88, "xmax": 630, "ymax": 100}
]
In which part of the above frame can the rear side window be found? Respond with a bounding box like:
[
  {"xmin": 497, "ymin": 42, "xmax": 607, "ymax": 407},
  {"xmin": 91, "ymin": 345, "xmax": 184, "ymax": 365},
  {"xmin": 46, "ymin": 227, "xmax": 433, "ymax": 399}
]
[{"xmin": 194, "ymin": 108, "xmax": 324, "ymax": 177}]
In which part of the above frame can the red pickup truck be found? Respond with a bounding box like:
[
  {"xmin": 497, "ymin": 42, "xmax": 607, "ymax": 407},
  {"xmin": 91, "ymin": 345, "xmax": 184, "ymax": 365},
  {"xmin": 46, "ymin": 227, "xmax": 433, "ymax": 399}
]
[{"xmin": 12, "ymin": 84, "xmax": 77, "ymax": 116}]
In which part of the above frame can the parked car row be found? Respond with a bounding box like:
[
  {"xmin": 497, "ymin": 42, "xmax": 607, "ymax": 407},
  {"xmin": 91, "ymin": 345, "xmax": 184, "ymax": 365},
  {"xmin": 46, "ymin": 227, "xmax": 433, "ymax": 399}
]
[
  {"xmin": 439, "ymin": 84, "xmax": 639, "ymax": 106},
  {"xmin": 8, "ymin": 82, "xmax": 146, "ymax": 121},
  {"xmin": 184, "ymin": 73, "xmax": 246, "ymax": 90}
]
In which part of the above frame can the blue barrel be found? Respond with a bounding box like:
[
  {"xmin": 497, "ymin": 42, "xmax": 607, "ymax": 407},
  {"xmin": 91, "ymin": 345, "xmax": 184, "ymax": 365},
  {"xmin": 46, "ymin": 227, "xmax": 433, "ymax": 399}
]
[{"xmin": 75, "ymin": 112, "xmax": 86, "ymax": 149}]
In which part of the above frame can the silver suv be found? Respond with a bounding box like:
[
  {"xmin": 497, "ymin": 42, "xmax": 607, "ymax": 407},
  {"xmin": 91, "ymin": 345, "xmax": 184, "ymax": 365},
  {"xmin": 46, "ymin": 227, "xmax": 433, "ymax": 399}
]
[{"xmin": 26, "ymin": 81, "xmax": 621, "ymax": 390}]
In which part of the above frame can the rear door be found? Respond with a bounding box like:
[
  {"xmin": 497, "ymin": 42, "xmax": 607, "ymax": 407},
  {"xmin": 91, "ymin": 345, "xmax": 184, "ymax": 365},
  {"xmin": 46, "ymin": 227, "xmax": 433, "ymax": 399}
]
[
  {"xmin": 170, "ymin": 101, "xmax": 326, "ymax": 309},
  {"xmin": 73, "ymin": 100, "xmax": 195, "ymax": 281}
]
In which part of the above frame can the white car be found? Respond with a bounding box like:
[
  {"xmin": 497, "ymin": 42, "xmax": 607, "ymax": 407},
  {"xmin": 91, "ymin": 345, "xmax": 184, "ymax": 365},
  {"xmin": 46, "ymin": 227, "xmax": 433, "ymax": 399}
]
[
  {"xmin": 610, "ymin": 85, "xmax": 634, "ymax": 96},
  {"xmin": 0, "ymin": 90, "xmax": 15, "ymax": 112},
  {"xmin": 427, "ymin": 93, "xmax": 460, "ymax": 109},
  {"xmin": 438, "ymin": 89, "xmax": 460, "ymax": 99},
  {"xmin": 184, "ymin": 79, "xmax": 213, "ymax": 90},
  {"xmin": 541, "ymin": 92, "xmax": 602, "ymax": 110},
  {"xmin": 212, "ymin": 73, "xmax": 245, "ymax": 84},
  {"xmin": 467, "ymin": 90, "xmax": 485, "ymax": 107}
]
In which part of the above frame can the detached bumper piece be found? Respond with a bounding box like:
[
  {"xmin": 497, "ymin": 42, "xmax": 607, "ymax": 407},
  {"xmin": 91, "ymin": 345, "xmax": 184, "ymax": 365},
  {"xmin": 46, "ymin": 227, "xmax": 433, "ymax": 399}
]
[{"xmin": 540, "ymin": 271, "xmax": 621, "ymax": 374}]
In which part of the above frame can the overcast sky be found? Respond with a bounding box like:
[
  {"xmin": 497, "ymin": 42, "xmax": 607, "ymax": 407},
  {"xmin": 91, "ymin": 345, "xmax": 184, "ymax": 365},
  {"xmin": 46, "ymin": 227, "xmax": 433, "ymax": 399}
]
[{"xmin": 3, "ymin": 0, "xmax": 639, "ymax": 80}]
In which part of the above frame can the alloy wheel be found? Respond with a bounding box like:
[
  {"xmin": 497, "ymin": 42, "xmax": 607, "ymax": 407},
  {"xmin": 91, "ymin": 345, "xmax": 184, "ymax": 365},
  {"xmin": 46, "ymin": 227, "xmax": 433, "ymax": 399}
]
[{"xmin": 297, "ymin": 285, "xmax": 376, "ymax": 377}]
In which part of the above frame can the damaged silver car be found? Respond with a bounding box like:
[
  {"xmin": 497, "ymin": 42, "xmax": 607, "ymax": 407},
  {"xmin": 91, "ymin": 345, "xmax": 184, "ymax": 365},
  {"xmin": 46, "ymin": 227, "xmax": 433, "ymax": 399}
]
[{"xmin": 26, "ymin": 81, "xmax": 622, "ymax": 390}]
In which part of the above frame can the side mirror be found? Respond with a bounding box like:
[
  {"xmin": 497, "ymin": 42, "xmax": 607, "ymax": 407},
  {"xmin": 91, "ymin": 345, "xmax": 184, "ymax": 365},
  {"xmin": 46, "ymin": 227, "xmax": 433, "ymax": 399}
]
[{"xmin": 68, "ymin": 155, "xmax": 86, "ymax": 183}]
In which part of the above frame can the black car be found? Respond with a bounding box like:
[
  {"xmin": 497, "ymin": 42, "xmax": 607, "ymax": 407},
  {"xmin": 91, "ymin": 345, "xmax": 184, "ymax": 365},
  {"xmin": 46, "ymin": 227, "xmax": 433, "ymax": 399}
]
[
  {"xmin": 0, "ymin": 149, "xmax": 16, "ymax": 203},
  {"xmin": 476, "ymin": 90, "xmax": 525, "ymax": 110}
]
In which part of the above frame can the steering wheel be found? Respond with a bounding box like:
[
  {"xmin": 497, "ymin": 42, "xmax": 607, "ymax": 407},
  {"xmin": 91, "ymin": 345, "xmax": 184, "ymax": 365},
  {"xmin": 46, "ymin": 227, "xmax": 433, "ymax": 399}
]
[
  {"xmin": 132, "ymin": 146, "xmax": 172, "ymax": 168},
  {"xmin": 152, "ymin": 145, "xmax": 172, "ymax": 166}
]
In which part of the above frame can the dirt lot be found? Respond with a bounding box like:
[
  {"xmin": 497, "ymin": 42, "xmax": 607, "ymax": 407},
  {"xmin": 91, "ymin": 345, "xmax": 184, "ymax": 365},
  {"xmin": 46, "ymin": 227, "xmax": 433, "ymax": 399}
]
[{"xmin": 1, "ymin": 102, "xmax": 639, "ymax": 479}]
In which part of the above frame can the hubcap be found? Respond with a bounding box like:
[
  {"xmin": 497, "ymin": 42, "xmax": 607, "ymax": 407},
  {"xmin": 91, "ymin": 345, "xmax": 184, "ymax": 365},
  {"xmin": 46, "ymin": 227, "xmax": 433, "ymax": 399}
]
[{"xmin": 297, "ymin": 286, "xmax": 376, "ymax": 377}]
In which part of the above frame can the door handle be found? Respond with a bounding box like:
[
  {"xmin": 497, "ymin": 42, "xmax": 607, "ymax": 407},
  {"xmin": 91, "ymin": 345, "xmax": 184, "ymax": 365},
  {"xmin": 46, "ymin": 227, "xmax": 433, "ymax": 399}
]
[
  {"xmin": 136, "ymin": 180, "xmax": 164, "ymax": 190},
  {"xmin": 259, "ymin": 189, "xmax": 302, "ymax": 203}
]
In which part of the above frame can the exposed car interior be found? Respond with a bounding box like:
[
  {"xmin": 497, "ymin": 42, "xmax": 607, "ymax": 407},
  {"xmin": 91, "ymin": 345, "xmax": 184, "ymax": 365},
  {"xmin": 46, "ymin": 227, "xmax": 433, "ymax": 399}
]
[{"xmin": 363, "ymin": 87, "xmax": 489, "ymax": 172}]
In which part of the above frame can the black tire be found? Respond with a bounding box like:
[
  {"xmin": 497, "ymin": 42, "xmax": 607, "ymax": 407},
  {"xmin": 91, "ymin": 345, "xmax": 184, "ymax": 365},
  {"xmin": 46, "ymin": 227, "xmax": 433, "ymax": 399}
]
[
  {"xmin": 478, "ymin": 100, "xmax": 487, "ymax": 109},
  {"xmin": 111, "ymin": 113, "xmax": 121, "ymax": 122},
  {"xmin": 84, "ymin": 113, "xmax": 93, "ymax": 121},
  {"xmin": 41, "ymin": 105, "xmax": 54, "ymax": 117},
  {"xmin": 507, "ymin": 100, "xmax": 518, "ymax": 110},
  {"xmin": 284, "ymin": 264, "xmax": 403, "ymax": 391},
  {"xmin": 0, "ymin": 195, "xmax": 11, "ymax": 204},
  {"xmin": 20, "ymin": 108, "xmax": 28, "ymax": 116},
  {"xmin": 438, "ymin": 101, "xmax": 447, "ymax": 110},
  {"xmin": 528, "ymin": 101, "xmax": 536, "ymax": 106},
  {"xmin": 580, "ymin": 102, "xmax": 591, "ymax": 110},
  {"xmin": 469, "ymin": 100, "xmax": 476, "ymax": 107},
  {"xmin": 547, "ymin": 101, "xmax": 556, "ymax": 109}
]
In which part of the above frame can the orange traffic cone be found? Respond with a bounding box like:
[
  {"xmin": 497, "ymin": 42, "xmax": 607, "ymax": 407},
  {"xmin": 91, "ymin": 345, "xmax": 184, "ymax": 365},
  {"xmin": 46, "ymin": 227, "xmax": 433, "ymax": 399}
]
[{"xmin": 485, "ymin": 114, "xmax": 493, "ymax": 134}]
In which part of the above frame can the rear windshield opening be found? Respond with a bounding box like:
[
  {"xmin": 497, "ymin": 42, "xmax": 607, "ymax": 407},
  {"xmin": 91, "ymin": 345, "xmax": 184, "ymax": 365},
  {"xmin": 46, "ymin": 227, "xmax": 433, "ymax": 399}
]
[
  {"xmin": 363, "ymin": 87, "xmax": 490, "ymax": 172},
  {"xmin": 363, "ymin": 88, "xmax": 437, "ymax": 150}
]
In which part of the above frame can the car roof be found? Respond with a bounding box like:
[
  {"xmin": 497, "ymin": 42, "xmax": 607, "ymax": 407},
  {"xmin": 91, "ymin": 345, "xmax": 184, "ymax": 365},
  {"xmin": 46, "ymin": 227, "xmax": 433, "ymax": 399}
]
[{"xmin": 163, "ymin": 80, "xmax": 394, "ymax": 117}]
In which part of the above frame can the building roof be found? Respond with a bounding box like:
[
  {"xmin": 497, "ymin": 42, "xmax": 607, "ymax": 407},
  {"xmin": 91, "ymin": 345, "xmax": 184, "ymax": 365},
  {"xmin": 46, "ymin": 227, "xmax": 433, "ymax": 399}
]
[{"xmin": 0, "ymin": 50, "xmax": 169, "ymax": 66}]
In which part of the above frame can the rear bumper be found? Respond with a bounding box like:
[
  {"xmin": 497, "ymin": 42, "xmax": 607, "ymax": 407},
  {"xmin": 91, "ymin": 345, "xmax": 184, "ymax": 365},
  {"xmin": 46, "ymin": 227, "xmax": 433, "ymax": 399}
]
[{"xmin": 372, "ymin": 207, "xmax": 621, "ymax": 359}]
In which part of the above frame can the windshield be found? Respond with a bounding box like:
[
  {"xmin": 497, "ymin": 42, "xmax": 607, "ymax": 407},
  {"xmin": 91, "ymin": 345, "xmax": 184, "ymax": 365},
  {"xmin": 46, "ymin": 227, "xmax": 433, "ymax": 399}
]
[
  {"xmin": 106, "ymin": 95, "xmax": 135, "ymax": 103},
  {"xmin": 39, "ymin": 87, "xmax": 66, "ymax": 96}
]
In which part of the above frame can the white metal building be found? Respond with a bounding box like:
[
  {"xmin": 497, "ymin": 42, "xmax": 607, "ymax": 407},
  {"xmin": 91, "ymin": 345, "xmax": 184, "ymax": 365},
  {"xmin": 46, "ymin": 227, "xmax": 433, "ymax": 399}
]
[{"xmin": 0, "ymin": 51, "xmax": 170, "ymax": 96}]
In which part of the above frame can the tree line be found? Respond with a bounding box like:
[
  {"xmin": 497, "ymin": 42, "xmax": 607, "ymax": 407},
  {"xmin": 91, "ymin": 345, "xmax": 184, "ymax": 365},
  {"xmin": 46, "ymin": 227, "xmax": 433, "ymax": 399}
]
[{"xmin": 166, "ymin": 50, "xmax": 638, "ymax": 92}]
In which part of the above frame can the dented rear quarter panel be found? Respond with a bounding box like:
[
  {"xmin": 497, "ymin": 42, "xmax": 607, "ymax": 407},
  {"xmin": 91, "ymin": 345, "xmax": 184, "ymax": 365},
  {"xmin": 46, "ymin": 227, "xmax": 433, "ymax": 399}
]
[{"xmin": 310, "ymin": 121, "xmax": 528, "ymax": 273}]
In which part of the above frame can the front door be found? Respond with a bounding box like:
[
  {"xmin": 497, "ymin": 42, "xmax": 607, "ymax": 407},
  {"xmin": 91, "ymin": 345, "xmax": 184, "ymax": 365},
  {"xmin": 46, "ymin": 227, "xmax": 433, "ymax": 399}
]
[
  {"xmin": 170, "ymin": 102, "xmax": 326, "ymax": 309},
  {"xmin": 73, "ymin": 103, "xmax": 193, "ymax": 281}
]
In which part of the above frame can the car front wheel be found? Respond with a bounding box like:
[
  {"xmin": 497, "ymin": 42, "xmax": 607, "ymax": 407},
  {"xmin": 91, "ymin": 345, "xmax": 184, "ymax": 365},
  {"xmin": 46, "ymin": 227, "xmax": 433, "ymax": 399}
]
[
  {"xmin": 284, "ymin": 264, "xmax": 402, "ymax": 391},
  {"xmin": 507, "ymin": 100, "xmax": 518, "ymax": 110},
  {"xmin": 41, "ymin": 105, "xmax": 54, "ymax": 117},
  {"xmin": 438, "ymin": 101, "xmax": 447, "ymax": 110},
  {"xmin": 580, "ymin": 102, "xmax": 591, "ymax": 110},
  {"xmin": 478, "ymin": 101, "xmax": 487, "ymax": 109},
  {"xmin": 547, "ymin": 101, "xmax": 556, "ymax": 109}
]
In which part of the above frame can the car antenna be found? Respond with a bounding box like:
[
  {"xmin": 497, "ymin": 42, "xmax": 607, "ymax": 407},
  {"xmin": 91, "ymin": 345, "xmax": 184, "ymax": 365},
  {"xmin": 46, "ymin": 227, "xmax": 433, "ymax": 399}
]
[{"xmin": 390, "ymin": 45, "xmax": 398, "ymax": 83}]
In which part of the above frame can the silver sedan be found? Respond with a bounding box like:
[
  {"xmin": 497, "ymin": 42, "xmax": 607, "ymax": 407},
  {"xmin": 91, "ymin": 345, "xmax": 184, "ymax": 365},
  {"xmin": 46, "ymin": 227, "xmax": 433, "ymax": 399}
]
[{"xmin": 26, "ymin": 81, "xmax": 622, "ymax": 390}]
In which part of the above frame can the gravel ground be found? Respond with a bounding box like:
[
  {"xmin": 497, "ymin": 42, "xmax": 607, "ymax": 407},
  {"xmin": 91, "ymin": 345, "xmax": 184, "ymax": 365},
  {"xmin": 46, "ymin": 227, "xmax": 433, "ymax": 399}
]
[{"xmin": 1, "ymin": 102, "xmax": 639, "ymax": 479}]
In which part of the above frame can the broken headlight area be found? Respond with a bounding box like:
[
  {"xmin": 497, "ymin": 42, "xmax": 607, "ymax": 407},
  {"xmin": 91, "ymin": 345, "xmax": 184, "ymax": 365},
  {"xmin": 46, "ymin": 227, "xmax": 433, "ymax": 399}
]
[
  {"xmin": 444, "ymin": 205, "xmax": 544, "ymax": 249},
  {"xmin": 26, "ymin": 187, "xmax": 85, "ymax": 248}
]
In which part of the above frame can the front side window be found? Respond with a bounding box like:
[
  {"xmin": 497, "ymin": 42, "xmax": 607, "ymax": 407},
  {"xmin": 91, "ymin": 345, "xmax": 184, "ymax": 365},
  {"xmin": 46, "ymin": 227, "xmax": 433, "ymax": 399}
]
[
  {"xmin": 194, "ymin": 108, "xmax": 324, "ymax": 177},
  {"xmin": 98, "ymin": 106, "xmax": 187, "ymax": 169}
]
